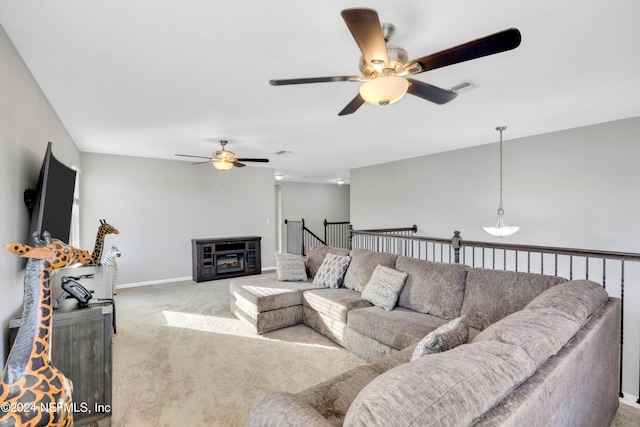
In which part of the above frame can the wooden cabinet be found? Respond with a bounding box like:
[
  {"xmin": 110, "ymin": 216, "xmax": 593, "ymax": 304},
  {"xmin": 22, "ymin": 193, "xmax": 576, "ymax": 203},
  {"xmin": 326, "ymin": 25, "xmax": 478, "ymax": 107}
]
[
  {"xmin": 9, "ymin": 266, "xmax": 114, "ymax": 427},
  {"xmin": 192, "ymin": 236, "xmax": 261, "ymax": 282}
]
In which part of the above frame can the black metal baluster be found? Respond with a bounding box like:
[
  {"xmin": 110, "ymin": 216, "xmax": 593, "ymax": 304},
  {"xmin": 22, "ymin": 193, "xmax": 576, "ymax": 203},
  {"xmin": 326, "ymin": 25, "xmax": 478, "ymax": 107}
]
[
  {"xmin": 586, "ymin": 257, "xmax": 589, "ymax": 280},
  {"xmin": 569, "ymin": 256, "xmax": 573, "ymax": 280}
]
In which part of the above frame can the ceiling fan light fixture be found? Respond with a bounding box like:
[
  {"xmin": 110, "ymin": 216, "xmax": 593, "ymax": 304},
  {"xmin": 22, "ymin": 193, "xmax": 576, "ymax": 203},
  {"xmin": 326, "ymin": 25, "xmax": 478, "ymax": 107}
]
[
  {"xmin": 371, "ymin": 59, "xmax": 385, "ymax": 73},
  {"xmin": 213, "ymin": 159, "xmax": 234, "ymax": 171},
  {"xmin": 216, "ymin": 150, "xmax": 234, "ymax": 161},
  {"xmin": 359, "ymin": 74, "xmax": 409, "ymax": 106}
]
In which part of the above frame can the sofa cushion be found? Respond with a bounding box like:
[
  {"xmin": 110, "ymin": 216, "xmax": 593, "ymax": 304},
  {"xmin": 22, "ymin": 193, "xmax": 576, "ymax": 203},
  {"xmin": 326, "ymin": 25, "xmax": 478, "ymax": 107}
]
[
  {"xmin": 472, "ymin": 308, "xmax": 582, "ymax": 367},
  {"xmin": 295, "ymin": 346, "xmax": 414, "ymax": 425},
  {"xmin": 360, "ymin": 265, "xmax": 408, "ymax": 311},
  {"xmin": 230, "ymin": 276, "xmax": 320, "ymax": 313},
  {"xmin": 344, "ymin": 340, "xmax": 536, "ymax": 426},
  {"xmin": 313, "ymin": 253, "xmax": 352, "ymax": 288},
  {"xmin": 460, "ymin": 269, "xmax": 567, "ymax": 330},
  {"xmin": 524, "ymin": 279, "xmax": 609, "ymax": 323},
  {"xmin": 396, "ymin": 257, "xmax": 469, "ymax": 319},
  {"xmin": 347, "ymin": 306, "xmax": 447, "ymax": 350},
  {"xmin": 303, "ymin": 288, "xmax": 372, "ymax": 323},
  {"xmin": 472, "ymin": 281, "xmax": 608, "ymax": 370},
  {"xmin": 248, "ymin": 392, "xmax": 335, "ymax": 427},
  {"xmin": 275, "ymin": 253, "xmax": 308, "ymax": 281},
  {"xmin": 343, "ymin": 249, "xmax": 398, "ymax": 292},
  {"xmin": 411, "ymin": 315, "xmax": 469, "ymax": 361},
  {"xmin": 305, "ymin": 245, "xmax": 351, "ymax": 278}
]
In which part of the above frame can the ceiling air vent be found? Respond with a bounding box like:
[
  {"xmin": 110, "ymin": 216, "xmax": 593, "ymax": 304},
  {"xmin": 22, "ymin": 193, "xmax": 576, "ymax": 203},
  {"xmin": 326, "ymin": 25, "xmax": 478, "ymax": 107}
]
[{"xmin": 450, "ymin": 80, "xmax": 477, "ymax": 94}]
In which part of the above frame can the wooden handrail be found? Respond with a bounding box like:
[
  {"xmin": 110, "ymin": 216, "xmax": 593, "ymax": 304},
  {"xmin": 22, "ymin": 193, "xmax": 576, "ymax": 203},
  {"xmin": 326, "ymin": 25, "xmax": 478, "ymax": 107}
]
[
  {"xmin": 458, "ymin": 239, "xmax": 640, "ymax": 262},
  {"xmin": 355, "ymin": 224, "xmax": 418, "ymax": 234},
  {"xmin": 323, "ymin": 219, "xmax": 350, "ymax": 226},
  {"xmin": 352, "ymin": 230, "xmax": 640, "ymax": 262}
]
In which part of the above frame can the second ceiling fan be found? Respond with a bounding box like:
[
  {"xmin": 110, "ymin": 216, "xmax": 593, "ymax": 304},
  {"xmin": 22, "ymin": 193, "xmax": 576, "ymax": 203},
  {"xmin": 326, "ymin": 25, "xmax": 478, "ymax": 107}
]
[
  {"xmin": 175, "ymin": 140, "xmax": 269, "ymax": 171},
  {"xmin": 270, "ymin": 8, "xmax": 521, "ymax": 116}
]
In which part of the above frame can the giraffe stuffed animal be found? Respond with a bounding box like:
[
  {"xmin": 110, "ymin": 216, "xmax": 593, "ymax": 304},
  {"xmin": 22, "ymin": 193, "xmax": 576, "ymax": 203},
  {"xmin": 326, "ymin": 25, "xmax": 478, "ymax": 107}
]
[
  {"xmin": 0, "ymin": 233, "xmax": 91, "ymax": 427},
  {"xmin": 87, "ymin": 219, "xmax": 119, "ymax": 267}
]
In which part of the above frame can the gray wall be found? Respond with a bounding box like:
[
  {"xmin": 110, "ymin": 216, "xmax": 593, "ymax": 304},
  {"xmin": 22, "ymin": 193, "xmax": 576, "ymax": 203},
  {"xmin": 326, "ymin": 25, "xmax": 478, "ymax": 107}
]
[
  {"xmin": 350, "ymin": 116, "xmax": 640, "ymax": 395},
  {"xmin": 351, "ymin": 118, "xmax": 640, "ymax": 252},
  {"xmin": 80, "ymin": 153, "xmax": 276, "ymax": 284},
  {"xmin": 0, "ymin": 25, "xmax": 81, "ymax": 367},
  {"xmin": 276, "ymin": 182, "xmax": 350, "ymax": 251}
]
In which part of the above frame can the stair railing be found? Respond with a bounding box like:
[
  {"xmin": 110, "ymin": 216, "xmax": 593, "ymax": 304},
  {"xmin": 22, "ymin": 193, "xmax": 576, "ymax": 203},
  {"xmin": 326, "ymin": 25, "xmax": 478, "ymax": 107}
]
[
  {"xmin": 284, "ymin": 218, "xmax": 325, "ymax": 256},
  {"xmin": 323, "ymin": 219, "xmax": 351, "ymax": 250}
]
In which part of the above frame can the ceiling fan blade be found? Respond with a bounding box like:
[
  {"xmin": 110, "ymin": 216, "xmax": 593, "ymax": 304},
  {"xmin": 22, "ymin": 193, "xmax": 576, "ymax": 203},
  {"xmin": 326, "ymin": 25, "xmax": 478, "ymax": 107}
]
[
  {"xmin": 404, "ymin": 28, "xmax": 521, "ymax": 75},
  {"xmin": 406, "ymin": 79, "xmax": 457, "ymax": 105},
  {"xmin": 341, "ymin": 8, "xmax": 390, "ymax": 69},
  {"xmin": 235, "ymin": 158, "xmax": 270, "ymax": 163},
  {"xmin": 338, "ymin": 93, "xmax": 366, "ymax": 116},
  {"xmin": 190, "ymin": 160, "xmax": 212, "ymax": 165},
  {"xmin": 270, "ymin": 76, "xmax": 362, "ymax": 85},
  {"xmin": 233, "ymin": 162, "xmax": 246, "ymax": 168},
  {"xmin": 175, "ymin": 154, "xmax": 213, "ymax": 160}
]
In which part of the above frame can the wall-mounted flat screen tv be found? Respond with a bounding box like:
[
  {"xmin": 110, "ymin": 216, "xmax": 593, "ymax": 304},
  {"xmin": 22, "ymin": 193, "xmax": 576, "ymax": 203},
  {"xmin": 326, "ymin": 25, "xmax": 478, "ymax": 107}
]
[{"xmin": 27, "ymin": 141, "xmax": 77, "ymax": 244}]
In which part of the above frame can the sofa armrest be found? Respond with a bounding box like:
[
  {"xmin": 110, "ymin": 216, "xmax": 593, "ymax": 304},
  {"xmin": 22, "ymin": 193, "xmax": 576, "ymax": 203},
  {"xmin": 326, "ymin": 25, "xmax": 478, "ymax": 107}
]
[{"xmin": 248, "ymin": 392, "xmax": 334, "ymax": 427}]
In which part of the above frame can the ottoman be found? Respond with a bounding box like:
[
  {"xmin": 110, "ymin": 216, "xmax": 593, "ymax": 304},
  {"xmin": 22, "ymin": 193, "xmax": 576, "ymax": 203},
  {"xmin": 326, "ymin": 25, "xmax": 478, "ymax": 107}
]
[{"xmin": 229, "ymin": 275, "xmax": 322, "ymax": 334}]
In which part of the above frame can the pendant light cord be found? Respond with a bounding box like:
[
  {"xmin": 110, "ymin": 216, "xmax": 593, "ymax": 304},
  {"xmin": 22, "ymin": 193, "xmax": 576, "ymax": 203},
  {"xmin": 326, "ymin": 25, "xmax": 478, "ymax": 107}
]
[{"xmin": 496, "ymin": 126, "xmax": 506, "ymax": 209}]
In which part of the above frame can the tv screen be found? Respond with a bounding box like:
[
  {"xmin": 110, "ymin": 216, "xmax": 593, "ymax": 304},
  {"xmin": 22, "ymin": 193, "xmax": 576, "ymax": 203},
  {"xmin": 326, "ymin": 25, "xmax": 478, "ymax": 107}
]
[{"xmin": 27, "ymin": 142, "xmax": 77, "ymax": 244}]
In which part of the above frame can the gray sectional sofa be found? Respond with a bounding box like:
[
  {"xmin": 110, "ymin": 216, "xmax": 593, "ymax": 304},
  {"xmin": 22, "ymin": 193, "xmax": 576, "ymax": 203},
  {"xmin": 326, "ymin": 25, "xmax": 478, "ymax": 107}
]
[{"xmin": 229, "ymin": 245, "xmax": 621, "ymax": 426}]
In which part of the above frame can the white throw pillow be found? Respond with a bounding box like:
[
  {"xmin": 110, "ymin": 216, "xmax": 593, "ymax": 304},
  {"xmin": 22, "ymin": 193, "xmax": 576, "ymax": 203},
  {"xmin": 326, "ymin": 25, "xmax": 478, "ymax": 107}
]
[
  {"xmin": 361, "ymin": 265, "xmax": 408, "ymax": 311},
  {"xmin": 411, "ymin": 315, "xmax": 469, "ymax": 361},
  {"xmin": 275, "ymin": 253, "xmax": 307, "ymax": 281}
]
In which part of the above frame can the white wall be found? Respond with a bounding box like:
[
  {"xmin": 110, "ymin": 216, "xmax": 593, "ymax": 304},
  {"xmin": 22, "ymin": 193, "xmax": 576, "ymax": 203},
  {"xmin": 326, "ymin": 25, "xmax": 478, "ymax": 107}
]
[
  {"xmin": 276, "ymin": 182, "xmax": 350, "ymax": 251},
  {"xmin": 0, "ymin": 25, "xmax": 81, "ymax": 368},
  {"xmin": 351, "ymin": 116, "xmax": 640, "ymax": 395},
  {"xmin": 80, "ymin": 153, "xmax": 276, "ymax": 284}
]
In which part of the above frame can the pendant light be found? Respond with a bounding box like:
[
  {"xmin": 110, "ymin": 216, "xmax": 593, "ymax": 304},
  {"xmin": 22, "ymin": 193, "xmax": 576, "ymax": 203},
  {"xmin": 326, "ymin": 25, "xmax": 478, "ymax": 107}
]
[{"xmin": 483, "ymin": 126, "xmax": 519, "ymax": 237}]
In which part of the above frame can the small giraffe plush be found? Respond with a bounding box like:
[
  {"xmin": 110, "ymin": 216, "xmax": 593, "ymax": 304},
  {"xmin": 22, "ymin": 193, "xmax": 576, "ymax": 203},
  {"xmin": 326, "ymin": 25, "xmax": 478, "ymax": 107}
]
[
  {"xmin": 87, "ymin": 219, "xmax": 119, "ymax": 266},
  {"xmin": 1, "ymin": 233, "xmax": 90, "ymax": 427}
]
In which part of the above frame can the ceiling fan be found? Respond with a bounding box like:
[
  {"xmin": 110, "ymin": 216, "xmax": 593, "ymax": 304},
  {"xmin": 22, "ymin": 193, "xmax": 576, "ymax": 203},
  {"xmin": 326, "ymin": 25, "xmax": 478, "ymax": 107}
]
[
  {"xmin": 269, "ymin": 8, "xmax": 521, "ymax": 116},
  {"xmin": 175, "ymin": 140, "xmax": 269, "ymax": 171}
]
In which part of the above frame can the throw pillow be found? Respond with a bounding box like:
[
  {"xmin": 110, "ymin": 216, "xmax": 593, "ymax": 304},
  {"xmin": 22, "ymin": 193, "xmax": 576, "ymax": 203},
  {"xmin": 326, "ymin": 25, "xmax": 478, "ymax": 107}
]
[
  {"xmin": 361, "ymin": 265, "xmax": 408, "ymax": 311},
  {"xmin": 411, "ymin": 315, "xmax": 469, "ymax": 361},
  {"xmin": 275, "ymin": 253, "xmax": 308, "ymax": 281},
  {"xmin": 313, "ymin": 253, "xmax": 352, "ymax": 288}
]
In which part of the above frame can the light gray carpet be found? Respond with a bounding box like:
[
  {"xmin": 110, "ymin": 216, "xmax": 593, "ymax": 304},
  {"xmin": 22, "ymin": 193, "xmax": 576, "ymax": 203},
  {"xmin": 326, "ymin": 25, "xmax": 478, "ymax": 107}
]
[
  {"xmin": 112, "ymin": 274, "xmax": 640, "ymax": 426},
  {"xmin": 111, "ymin": 274, "xmax": 365, "ymax": 426},
  {"xmin": 611, "ymin": 402, "xmax": 640, "ymax": 427}
]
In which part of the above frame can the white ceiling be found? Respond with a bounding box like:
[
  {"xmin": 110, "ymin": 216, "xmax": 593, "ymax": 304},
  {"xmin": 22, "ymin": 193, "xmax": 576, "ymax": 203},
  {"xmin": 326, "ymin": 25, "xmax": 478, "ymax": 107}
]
[{"xmin": 1, "ymin": 1, "xmax": 639, "ymax": 184}]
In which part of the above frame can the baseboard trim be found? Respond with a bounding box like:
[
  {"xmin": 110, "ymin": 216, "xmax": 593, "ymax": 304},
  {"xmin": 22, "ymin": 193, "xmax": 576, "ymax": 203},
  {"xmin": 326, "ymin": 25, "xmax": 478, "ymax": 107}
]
[
  {"xmin": 116, "ymin": 276, "xmax": 192, "ymax": 290},
  {"xmin": 117, "ymin": 270, "xmax": 276, "ymax": 290},
  {"xmin": 620, "ymin": 393, "xmax": 640, "ymax": 409}
]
